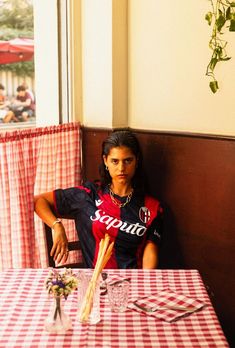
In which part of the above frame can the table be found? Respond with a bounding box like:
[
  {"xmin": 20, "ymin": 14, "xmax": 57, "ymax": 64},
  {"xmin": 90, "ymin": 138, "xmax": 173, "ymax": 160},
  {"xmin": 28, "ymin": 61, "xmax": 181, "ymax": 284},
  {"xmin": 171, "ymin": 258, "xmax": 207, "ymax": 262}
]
[{"xmin": 0, "ymin": 269, "xmax": 228, "ymax": 347}]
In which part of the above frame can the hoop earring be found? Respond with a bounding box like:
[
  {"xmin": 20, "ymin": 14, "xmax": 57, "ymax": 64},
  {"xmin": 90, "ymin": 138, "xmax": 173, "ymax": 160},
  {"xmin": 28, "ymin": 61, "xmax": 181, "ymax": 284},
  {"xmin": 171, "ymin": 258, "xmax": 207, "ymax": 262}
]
[{"xmin": 105, "ymin": 165, "xmax": 109, "ymax": 171}]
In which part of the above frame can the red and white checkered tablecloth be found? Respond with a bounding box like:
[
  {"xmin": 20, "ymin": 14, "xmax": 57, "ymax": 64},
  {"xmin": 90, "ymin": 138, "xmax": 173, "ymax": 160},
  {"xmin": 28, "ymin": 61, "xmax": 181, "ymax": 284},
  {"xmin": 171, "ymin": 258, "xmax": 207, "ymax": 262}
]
[{"xmin": 0, "ymin": 269, "xmax": 229, "ymax": 348}]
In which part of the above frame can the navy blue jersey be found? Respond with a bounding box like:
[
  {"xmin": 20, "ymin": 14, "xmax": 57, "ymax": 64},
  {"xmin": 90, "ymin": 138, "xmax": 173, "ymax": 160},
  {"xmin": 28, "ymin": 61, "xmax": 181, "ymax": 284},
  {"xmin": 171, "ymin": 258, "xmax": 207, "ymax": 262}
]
[{"xmin": 54, "ymin": 182, "xmax": 163, "ymax": 269}]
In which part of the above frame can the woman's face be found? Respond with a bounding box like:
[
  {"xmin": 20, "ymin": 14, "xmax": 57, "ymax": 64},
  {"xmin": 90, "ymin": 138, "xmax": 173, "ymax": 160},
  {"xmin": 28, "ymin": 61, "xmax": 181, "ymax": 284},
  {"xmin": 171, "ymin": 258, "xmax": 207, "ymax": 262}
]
[{"xmin": 103, "ymin": 146, "xmax": 137, "ymax": 186}]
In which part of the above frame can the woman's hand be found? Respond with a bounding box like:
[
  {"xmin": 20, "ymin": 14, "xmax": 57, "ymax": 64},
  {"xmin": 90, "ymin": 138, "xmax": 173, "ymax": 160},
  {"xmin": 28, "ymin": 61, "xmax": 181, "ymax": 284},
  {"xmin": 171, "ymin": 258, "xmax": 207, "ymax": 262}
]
[
  {"xmin": 50, "ymin": 223, "xmax": 69, "ymax": 264},
  {"xmin": 34, "ymin": 192, "xmax": 70, "ymax": 264}
]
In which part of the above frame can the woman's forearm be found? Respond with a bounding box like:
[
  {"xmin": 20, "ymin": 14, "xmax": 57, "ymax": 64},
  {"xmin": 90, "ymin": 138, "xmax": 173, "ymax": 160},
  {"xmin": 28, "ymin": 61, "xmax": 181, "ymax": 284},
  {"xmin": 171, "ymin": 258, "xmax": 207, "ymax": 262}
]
[
  {"xmin": 34, "ymin": 193, "xmax": 57, "ymax": 227},
  {"xmin": 142, "ymin": 242, "xmax": 159, "ymax": 269}
]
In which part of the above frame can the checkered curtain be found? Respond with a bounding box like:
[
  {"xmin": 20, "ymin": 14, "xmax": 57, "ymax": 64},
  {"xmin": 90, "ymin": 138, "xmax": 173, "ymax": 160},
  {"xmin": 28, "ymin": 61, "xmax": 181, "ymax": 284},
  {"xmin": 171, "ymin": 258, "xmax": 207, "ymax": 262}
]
[{"xmin": 0, "ymin": 123, "xmax": 82, "ymax": 271}]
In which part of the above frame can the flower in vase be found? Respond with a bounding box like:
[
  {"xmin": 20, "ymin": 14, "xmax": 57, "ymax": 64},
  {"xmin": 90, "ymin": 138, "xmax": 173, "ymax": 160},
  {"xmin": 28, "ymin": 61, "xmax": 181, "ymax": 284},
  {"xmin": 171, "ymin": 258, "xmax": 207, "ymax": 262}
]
[{"xmin": 45, "ymin": 268, "xmax": 78, "ymax": 299}]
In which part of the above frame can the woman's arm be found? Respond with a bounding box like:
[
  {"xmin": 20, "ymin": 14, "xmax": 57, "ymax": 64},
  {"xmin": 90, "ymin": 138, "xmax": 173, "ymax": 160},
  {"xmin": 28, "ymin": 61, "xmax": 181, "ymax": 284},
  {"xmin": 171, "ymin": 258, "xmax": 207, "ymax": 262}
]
[
  {"xmin": 34, "ymin": 192, "xmax": 69, "ymax": 263},
  {"xmin": 142, "ymin": 241, "xmax": 159, "ymax": 269}
]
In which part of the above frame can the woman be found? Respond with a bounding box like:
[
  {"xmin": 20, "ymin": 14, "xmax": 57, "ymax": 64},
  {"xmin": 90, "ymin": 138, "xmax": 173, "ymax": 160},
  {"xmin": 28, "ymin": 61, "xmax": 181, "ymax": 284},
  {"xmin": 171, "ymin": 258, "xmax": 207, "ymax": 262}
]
[{"xmin": 34, "ymin": 130, "xmax": 163, "ymax": 269}]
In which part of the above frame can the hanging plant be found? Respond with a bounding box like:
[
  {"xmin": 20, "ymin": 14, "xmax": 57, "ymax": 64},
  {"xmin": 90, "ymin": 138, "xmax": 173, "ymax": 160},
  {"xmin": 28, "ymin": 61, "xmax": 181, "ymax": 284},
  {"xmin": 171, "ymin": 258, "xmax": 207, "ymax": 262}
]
[{"xmin": 205, "ymin": 0, "xmax": 235, "ymax": 93}]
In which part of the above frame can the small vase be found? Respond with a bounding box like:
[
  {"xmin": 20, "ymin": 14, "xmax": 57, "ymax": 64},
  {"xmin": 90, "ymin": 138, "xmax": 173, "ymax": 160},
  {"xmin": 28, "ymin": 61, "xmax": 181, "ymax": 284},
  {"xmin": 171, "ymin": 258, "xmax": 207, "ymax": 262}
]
[{"xmin": 44, "ymin": 296, "xmax": 72, "ymax": 333}]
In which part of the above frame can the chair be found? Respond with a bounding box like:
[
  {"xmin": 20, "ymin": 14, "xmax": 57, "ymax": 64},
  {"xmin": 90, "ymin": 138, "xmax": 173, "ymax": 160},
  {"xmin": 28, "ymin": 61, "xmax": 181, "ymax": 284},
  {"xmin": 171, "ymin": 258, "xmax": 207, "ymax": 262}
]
[{"xmin": 44, "ymin": 223, "xmax": 85, "ymax": 268}]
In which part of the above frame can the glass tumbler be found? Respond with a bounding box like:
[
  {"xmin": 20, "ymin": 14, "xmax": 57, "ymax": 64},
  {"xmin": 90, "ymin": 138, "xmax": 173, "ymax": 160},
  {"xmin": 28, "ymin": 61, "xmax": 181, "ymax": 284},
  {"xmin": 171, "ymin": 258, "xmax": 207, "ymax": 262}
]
[
  {"xmin": 77, "ymin": 270, "xmax": 101, "ymax": 324},
  {"xmin": 107, "ymin": 280, "xmax": 130, "ymax": 312}
]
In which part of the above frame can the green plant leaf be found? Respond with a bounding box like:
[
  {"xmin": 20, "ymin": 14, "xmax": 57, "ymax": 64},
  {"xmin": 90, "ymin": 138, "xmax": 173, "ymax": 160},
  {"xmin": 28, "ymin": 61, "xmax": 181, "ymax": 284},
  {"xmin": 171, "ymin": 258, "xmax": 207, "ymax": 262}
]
[
  {"xmin": 215, "ymin": 46, "xmax": 223, "ymax": 57},
  {"xmin": 216, "ymin": 14, "xmax": 226, "ymax": 32},
  {"xmin": 226, "ymin": 7, "xmax": 231, "ymax": 20},
  {"xmin": 209, "ymin": 80, "xmax": 219, "ymax": 93},
  {"xmin": 209, "ymin": 57, "xmax": 218, "ymax": 71},
  {"xmin": 205, "ymin": 11, "xmax": 213, "ymax": 25},
  {"xmin": 219, "ymin": 57, "xmax": 231, "ymax": 61},
  {"xmin": 229, "ymin": 19, "xmax": 235, "ymax": 31},
  {"xmin": 206, "ymin": 1, "xmax": 234, "ymax": 92},
  {"xmin": 231, "ymin": 13, "xmax": 235, "ymax": 20}
]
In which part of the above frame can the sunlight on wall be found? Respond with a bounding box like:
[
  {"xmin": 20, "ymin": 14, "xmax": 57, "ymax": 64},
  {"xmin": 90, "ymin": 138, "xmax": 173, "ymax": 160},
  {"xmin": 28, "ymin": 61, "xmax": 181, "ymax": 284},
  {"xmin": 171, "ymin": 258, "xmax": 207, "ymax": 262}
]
[
  {"xmin": 128, "ymin": 0, "xmax": 235, "ymax": 136},
  {"xmin": 82, "ymin": 0, "xmax": 113, "ymax": 128}
]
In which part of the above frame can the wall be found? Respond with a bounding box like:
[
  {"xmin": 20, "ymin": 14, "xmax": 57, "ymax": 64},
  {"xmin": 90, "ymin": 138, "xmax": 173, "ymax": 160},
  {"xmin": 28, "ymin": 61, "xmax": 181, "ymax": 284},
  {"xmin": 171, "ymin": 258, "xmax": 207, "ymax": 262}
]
[
  {"xmin": 128, "ymin": 0, "xmax": 235, "ymax": 135},
  {"xmin": 82, "ymin": 0, "xmax": 113, "ymax": 128},
  {"xmin": 79, "ymin": 1, "xmax": 235, "ymax": 135},
  {"xmin": 81, "ymin": 0, "xmax": 128, "ymax": 128}
]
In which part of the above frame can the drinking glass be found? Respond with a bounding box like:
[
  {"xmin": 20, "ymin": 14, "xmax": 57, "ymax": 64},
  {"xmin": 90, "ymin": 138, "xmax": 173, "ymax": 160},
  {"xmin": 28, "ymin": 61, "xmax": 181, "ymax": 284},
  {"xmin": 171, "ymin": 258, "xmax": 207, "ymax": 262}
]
[
  {"xmin": 107, "ymin": 280, "xmax": 130, "ymax": 312},
  {"xmin": 77, "ymin": 270, "xmax": 101, "ymax": 324}
]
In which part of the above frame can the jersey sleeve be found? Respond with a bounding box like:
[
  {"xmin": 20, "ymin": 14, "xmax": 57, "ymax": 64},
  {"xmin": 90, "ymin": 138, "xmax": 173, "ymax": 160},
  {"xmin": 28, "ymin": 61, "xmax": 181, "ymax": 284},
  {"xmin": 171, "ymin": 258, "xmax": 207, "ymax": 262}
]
[
  {"xmin": 146, "ymin": 204, "xmax": 164, "ymax": 246},
  {"xmin": 53, "ymin": 182, "xmax": 97, "ymax": 218}
]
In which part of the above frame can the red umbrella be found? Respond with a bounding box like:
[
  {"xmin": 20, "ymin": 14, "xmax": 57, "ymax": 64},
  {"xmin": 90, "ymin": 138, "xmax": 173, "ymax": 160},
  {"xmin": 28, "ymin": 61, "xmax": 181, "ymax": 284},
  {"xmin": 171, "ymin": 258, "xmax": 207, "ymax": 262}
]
[{"xmin": 0, "ymin": 38, "xmax": 34, "ymax": 64}]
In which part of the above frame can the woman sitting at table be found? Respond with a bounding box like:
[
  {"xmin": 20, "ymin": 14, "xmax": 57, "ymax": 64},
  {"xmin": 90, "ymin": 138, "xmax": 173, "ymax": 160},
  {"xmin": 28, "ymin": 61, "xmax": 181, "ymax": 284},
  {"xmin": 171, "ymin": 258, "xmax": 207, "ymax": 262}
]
[{"xmin": 34, "ymin": 130, "xmax": 164, "ymax": 269}]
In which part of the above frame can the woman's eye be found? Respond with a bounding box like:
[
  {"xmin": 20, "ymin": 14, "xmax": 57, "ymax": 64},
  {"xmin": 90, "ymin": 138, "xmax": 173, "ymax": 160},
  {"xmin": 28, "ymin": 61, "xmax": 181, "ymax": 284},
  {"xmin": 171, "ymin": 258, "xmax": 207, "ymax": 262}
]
[{"xmin": 111, "ymin": 159, "xmax": 118, "ymax": 165}]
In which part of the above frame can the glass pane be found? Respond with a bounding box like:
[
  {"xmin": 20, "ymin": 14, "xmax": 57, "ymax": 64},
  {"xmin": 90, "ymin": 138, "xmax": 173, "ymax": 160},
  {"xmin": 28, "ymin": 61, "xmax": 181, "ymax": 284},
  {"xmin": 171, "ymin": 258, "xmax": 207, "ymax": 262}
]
[{"xmin": 0, "ymin": 0, "xmax": 35, "ymax": 129}]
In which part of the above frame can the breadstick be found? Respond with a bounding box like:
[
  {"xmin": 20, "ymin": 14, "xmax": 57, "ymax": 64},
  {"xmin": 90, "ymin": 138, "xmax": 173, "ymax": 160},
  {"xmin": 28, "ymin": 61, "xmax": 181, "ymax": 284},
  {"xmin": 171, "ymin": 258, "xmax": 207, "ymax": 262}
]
[{"xmin": 79, "ymin": 234, "xmax": 114, "ymax": 321}]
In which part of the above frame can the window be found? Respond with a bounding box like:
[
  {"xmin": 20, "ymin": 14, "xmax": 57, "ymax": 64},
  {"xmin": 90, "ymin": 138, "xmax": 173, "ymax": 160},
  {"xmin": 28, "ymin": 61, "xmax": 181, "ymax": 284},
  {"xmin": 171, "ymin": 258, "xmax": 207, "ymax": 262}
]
[
  {"xmin": 0, "ymin": 0, "xmax": 81, "ymax": 129},
  {"xmin": 0, "ymin": 0, "xmax": 35, "ymax": 129}
]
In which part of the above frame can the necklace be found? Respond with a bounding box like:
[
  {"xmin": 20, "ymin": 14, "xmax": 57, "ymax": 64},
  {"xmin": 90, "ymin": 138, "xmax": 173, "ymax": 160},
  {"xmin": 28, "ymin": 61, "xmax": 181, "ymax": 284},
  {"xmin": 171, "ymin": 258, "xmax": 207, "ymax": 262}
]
[{"xmin": 109, "ymin": 186, "xmax": 133, "ymax": 208}]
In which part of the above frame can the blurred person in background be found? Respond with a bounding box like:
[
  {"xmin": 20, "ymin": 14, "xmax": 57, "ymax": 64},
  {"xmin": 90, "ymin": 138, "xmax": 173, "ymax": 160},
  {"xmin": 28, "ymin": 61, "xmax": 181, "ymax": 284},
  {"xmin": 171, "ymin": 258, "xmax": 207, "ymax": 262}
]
[
  {"xmin": 0, "ymin": 83, "xmax": 18, "ymax": 123},
  {"xmin": 21, "ymin": 81, "xmax": 35, "ymax": 103},
  {"xmin": 6, "ymin": 84, "xmax": 35, "ymax": 122}
]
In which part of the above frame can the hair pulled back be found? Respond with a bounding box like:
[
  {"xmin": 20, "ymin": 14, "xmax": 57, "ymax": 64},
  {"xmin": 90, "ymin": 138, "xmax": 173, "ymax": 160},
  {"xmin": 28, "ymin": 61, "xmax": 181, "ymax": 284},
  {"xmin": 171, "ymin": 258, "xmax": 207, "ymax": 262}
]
[{"xmin": 99, "ymin": 130, "xmax": 145, "ymax": 193}]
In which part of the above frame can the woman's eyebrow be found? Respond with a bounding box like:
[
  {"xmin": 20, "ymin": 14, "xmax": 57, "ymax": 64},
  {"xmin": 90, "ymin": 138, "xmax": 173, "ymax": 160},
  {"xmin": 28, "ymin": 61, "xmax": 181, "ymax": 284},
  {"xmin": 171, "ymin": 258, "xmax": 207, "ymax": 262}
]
[
  {"xmin": 110, "ymin": 155, "xmax": 135, "ymax": 160},
  {"xmin": 110, "ymin": 156, "xmax": 134, "ymax": 160}
]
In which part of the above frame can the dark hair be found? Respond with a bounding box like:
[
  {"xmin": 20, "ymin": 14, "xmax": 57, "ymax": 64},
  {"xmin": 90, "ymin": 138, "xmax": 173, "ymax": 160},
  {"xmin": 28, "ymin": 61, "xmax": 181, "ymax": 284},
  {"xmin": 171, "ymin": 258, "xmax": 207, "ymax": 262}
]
[
  {"xmin": 0, "ymin": 83, "xmax": 5, "ymax": 90},
  {"xmin": 99, "ymin": 130, "xmax": 146, "ymax": 193},
  {"xmin": 17, "ymin": 85, "xmax": 26, "ymax": 92}
]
